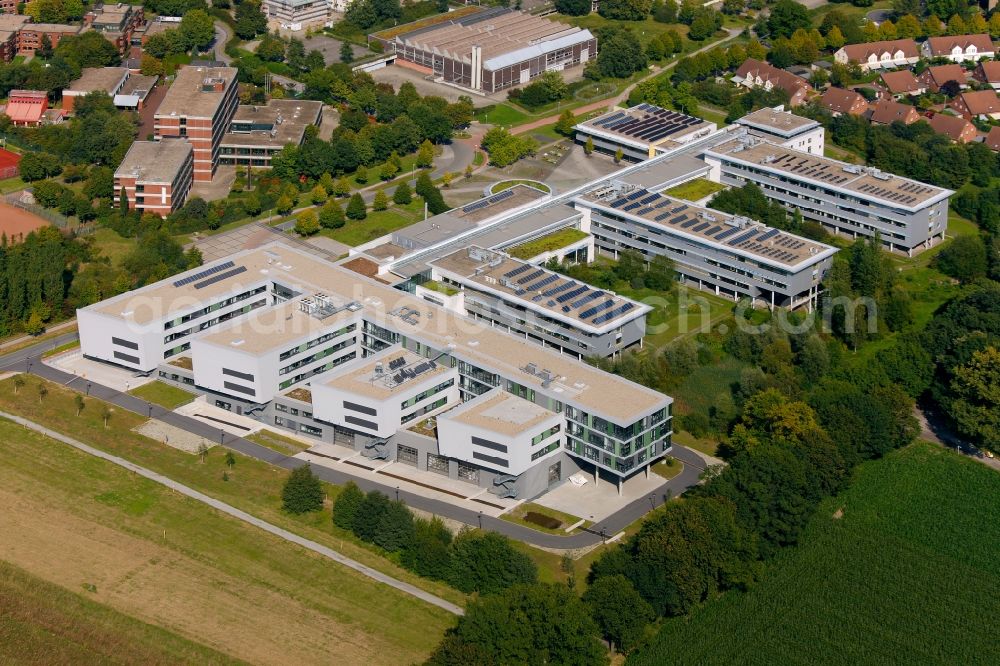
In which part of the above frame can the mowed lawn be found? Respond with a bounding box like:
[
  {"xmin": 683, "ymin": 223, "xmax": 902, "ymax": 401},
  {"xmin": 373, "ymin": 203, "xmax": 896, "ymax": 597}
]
[
  {"xmin": 628, "ymin": 442, "xmax": 1000, "ymax": 665},
  {"xmin": 0, "ymin": 417, "xmax": 453, "ymax": 665}
]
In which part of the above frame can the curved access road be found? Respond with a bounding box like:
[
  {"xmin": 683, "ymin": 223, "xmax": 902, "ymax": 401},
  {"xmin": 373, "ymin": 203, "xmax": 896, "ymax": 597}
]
[{"xmin": 0, "ymin": 335, "xmax": 704, "ymax": 549}]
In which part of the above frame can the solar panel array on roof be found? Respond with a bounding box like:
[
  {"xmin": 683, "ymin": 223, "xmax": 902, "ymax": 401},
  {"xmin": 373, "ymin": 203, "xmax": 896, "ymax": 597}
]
[
  {"xmin": 556, "ymin": 285, "xmax": 588, "ymax": 303},
  {"xmin": 504, "ymin": 263, "xmax": 531, "ymax": 279},
  {"xmin": 714, "ymin": 227, "xmax": 740, "ymax": 241},
  {"xmin": 704, "ymin": 225, "xmax": 722, "ymax": 236},
  {"xmin": 680, "ymin": 218, "xmax": 698, "ymax": 228},
  {"xmin": 174, "ymin": 261, "xmax": 235, "ymax": 287},
  {"xmin": 593, "ymin": 302, "xmax": 635, "ymax": 324},
  {"xmin": 524, "ymin": 274, "xmax": 559, "ymax": 291},
  {"xmin": 193, "ymin": 265, "xmax": 247, "ymax": 289},
  {"xmin": 728, "ymin": 230, "xmax": 759, "ymax": 246},
  {"xmin": 639, "ymin": 193, "xmax": 659, "ymax": 205},
  {"xmin": 756, "ymin": 228, "xmax": 780, "ymax": 243},
  {"xmin": 571, "ymin": 291, "xmax": 603, "ymax": 309},
  {"xmin": 623, "ymin": 202, "xmax": 641, "ymax": 211},
  {"xmin": 579, "ymin": 300, "xmax": 615, "ymax": 320},
  {"xmin": 543, "ymin": 281, "xmax": 575, "ymax": 296},
  {"xmin": 590, "ymin": 105, "xmax": 705, "ymax": 143},
  {"xmin": 518, "ymin": 269, "xmax": 545, "ymax": 284},
  {"xmin": 461, "ymin": 188, "xmax": 514, "ymax": 214},
  {"xmin": 626, "ymin": 189, "xmax": 648, "ymax": 201}
]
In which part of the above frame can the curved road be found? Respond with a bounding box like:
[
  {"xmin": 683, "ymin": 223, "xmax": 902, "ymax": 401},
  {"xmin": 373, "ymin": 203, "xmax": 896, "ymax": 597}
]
[
  {"xmin": 1, "ymin": 408, "xmax": 464, "ymax": 615},
  {"xmin": 1, "ymin": 335, "xmax": 704, "ymax": 550}
]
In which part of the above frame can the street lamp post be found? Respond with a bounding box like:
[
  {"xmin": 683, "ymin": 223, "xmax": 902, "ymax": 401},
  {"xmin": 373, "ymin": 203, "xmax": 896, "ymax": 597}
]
[
  {"xmin": 478, "ymin": 511, "xmax": 483, "ymax": 529},
  {"xmin": 86, "ymin": 382, "xmax": 91, "ymax": 396},
  {"xmin": 147, "ymin": 402, "xmax": 153, "ymax": 418},
  {"xmin": 395, "ymin": 486, "xmax": 400, "ymax": 502}
]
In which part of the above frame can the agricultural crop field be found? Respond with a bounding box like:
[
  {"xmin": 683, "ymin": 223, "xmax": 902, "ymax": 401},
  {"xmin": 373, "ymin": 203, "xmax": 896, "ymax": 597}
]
[{"xmin": 628, "ymin": 442, "xmax": 1000, "ymax": 665}]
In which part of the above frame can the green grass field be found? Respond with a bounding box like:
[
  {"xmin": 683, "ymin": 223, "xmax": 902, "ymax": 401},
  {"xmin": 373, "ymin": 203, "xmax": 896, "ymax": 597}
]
[
  {"xmin": 320, "ymin": 199, "xmax": 427, "ymax": 246},
  {"xmin": 615, "ymin": 285, "xmax": 733, "ymax": 350},
  {"xmin": 0, "ymin": 561, "xmax": 241, "ymax": 665},
  {"xmin": 128, "ymin": 380, "xmax": 195, "ymax": 409},
  {"xmin": 629, "ymin": 442, "xmax": 1000, "ymax": 665},
  {"xmin": 474, "ymin": 104, "xmax": 533, "ymax": 126},
  {"xmin": 665, "ymin": 178, "xmax": 726, "ymax": 201},
  {"xmin": 507, "ymin": 228, "xmax": 588, "ymax": 259},
  {"xmin": 0, "ymin": 417, "xmax": 453, "ymax": 664}
]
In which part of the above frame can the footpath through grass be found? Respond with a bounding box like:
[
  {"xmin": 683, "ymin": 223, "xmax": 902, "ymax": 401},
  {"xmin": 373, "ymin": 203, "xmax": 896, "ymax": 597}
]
[
  {"xmin": 0, "ymin": 417, "xmax": 453, "ymax": 664},
  {"xmin": 629, "ymin": 442, "xmax": 1000, "ymax": 665},
  {"xmin": 0, "ymin": 560, "xmax": 242, "ymax": 665},
  {"xmin": 0, "ymin": 376, "xmax": 466, "ymax": 611}
]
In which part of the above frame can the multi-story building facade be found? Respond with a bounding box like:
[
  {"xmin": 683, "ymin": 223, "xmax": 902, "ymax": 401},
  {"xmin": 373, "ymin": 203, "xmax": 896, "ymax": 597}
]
[
  {"xmin": 85, "ymin": 3, "xmax": 144, "ymax": 54},
  {"xmin": 703, "ymin": 134, "xmax": 953, "ymax": 255},
  {"xmin": 17, "ymin": 22, "xmax": 82, "ymax": 54},
  {"xmin": 154, "ymin": 66, "xmax": 239, "ymax": 182},
  {"xmin": 733, "ymin": 106, "xmax": 825, "ymax": 155},
  {"xmin": 78, "ymin": 242, "xmax": 673, "ymax": 499},
  {"xmin": 570, "ymin": 159, "xmax": 837, "ymax": 310},
  {"xmin": 377, "ymin": 8, "xmax": 596, "ymax": 94},
  {"xmin": 113, "ymin": 140, "xmax": 194, "ymax": 217},
  {"xmin": 219, "ymin": 99, "xmax": 323, "ymax": 167},
  {"xmin": 261, "ymin": 0, "xmax": 330, "ymax": 27},
  {"xmin": 427, "ymin": 246, "xmax": 650, "ymax": 358},
  {"xmin": 573, "ymin": 103, "xmax": 718, "ymax": 162}
]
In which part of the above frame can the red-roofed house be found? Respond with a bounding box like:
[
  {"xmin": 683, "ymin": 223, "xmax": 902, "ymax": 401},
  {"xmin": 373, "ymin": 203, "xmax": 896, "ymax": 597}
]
[
  {"xmin": 3, "ymin": 90, "xmax": 48, "ymax": 126},
  {"xmin": 918, "ymin": 64, "xmax": 969, "ymax": 92},
  {"xmin": 928, "ymin": 113, "xmax": 978, "ymax": 143},
  {"xmin": 974, "ymin": 60, "xmax": 1000, "ymax": 90},
  {"xmin": 869, "ymin": 98, "xmax": 921, "ymax": 125},
  {"xmin": 732, "ymin": 59, "xmax": 813, "ymax": 107},
  {"xmin": 950, "ymin": 89, "xmax": 1000, "ymax": 120},
  {"xmin": 820, "ymin": 87, "xmax": 868, "ymax": 116},
  {"xmin": 880, "ymin": 70, "xmax": 926, "ymax": 98},
  {"xmin": 834, "ymin": 39, "xmax": 919, "ymax": 71},
  {"xmin": 985, "ymin": 126, "xmax": 1000, "ymax": 151},
  {"xmin": 922, "ymin": 34, "xmax": 995, "ymax": 63}
]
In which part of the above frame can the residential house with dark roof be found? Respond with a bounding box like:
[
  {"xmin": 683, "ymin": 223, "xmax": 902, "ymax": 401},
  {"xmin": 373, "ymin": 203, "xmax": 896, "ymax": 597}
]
[
  {"xmin": 918, "ymin": 64, "xmax": 969, "ymax": 92},
  {"xmin": 974, "ymin": 60, "xmax": 1000, "ymax": 90},
  {"xmin": 869, "ymin": 98, "xmax": 921, "ymax": 125},
  {"xmin": 880, "ymin": 69, "xmax": 926, "ymax": 98},
  {"xmin": 820, "ymin": 87, "xmax": 869, "ymax": 116},
  {"xmin": 733, "ymin": 59, "xmax": 813, "ymax": 107},
  {"xmin": 834, "ymin": 39, "xmax": 919, "ymax": 71},
  {"xmin": 922, "ymin": 34, "xmax": 995, "ymax": 63},
  {"xmin": 950, "ymin": 89, "xmax": 1000, "ymax": 120},
  {"xmin": 928, "ymin": 113, "xmax": 978, "ymax": 143}
]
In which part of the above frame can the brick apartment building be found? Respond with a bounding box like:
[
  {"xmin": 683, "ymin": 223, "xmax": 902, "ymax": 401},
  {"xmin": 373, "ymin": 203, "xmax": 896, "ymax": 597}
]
[
  {"xmin": 154, "ymin": 66, "xmax": 239, "ymax": 182},
  {"xmin": 17, "ymin": 22, "xmax": 82, "ymax": 54},
  {"xmin": 85, "ymin": 3, "xmax": 144, "ymax": 54},
  {"xmin": 114, "ymin": 139, "xmax": 194, "ymax": 217}
]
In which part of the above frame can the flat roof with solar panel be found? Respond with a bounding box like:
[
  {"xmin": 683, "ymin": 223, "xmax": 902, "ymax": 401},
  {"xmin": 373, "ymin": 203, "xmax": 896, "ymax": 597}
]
[
  {"xmin": 575, "ymin": 103, "xmax": 716, "ymax": 150},
  {"xmin": 576, "ymin": 187, "xmax": 837, "ymax": 269},
  {"xmin": 705, "ymin": 138, "xmax": 952, "ymax": 210},
  {"xmin": 429, "ymin": 246, "xmax": 649, "ymax": 332}
]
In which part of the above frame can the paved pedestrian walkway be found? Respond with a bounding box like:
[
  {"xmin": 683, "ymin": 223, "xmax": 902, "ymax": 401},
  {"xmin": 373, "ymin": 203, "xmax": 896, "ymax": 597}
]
[{"xmin": 0, "ymin": 409, "xmax": 464, "ymax": 616}]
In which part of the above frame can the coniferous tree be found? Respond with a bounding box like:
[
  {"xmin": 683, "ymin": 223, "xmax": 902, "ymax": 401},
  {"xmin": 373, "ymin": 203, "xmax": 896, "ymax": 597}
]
[{"xmin": 282, "ymin": 465, "xmax": 324, "ymax": 514}]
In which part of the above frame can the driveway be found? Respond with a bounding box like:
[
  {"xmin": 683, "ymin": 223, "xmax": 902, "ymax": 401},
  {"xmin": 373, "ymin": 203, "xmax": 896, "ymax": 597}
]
[{"xmin": 214, "ymin": 20, "xmax": 233, "ymax": 64}]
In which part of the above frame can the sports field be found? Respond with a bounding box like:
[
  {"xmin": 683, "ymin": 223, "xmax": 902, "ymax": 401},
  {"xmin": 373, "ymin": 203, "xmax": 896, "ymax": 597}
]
[
  {"xmin": 0, "ymin": 202, "xmax": 48, "ymax": 242},
  {"xmin": 629, "ymin": 442, "xmax": 1000, "ymax": 665},
  {"xmin": 0, "ymin": 418, "xmax": 453, "ymax": 664}
]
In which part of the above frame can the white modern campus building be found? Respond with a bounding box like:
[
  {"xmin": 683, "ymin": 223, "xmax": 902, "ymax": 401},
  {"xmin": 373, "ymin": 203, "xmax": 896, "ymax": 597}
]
[
  {"xmin": 78, "ymin": 105, "xmax": 952, "ymax": 499},
  {"xmin": 78, "ymin": 242, "xmax": 672, "ymax": 499}
]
